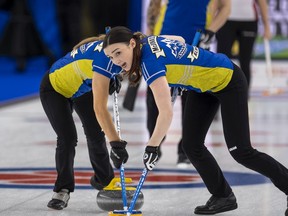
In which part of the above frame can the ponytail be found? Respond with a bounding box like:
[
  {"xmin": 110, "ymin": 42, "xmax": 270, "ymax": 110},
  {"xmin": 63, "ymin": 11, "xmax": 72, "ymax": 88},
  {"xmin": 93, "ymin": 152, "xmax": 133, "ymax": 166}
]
[
  {"xmin": 127, "ymin": 32, "xmax": 145, "ymax": 85},
  {"xmin": 73, "ymin": 35, "xmax": 105, "ymax": 50}
]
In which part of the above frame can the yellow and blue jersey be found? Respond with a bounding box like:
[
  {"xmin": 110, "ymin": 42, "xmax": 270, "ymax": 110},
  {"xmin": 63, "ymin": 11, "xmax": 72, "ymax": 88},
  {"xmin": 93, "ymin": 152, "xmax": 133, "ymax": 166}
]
[
  {"xmin": 141, "ymin": 36, "xmax": 234, "ymax": 93},
  {"xmin": 154, "ymin": 0, "xmax": 212, "ymax": 44},
  {"xmin": 49, "ymin": 40, "xmax": 121, "ymax": 99}
]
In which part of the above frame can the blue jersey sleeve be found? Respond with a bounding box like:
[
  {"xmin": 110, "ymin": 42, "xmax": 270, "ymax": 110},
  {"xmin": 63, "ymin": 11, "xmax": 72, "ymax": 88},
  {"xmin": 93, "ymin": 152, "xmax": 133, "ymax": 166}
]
[
  {"xmin": 92, "ymin": 46, "xmax": 122, "ymax": 78},
  {"xmin": 141, "ymin": 61, "xmax": 166, "ymax": 86},
  {"xmin": 141, "ymin": 37, "xmax": 167, "ymax": 85}
]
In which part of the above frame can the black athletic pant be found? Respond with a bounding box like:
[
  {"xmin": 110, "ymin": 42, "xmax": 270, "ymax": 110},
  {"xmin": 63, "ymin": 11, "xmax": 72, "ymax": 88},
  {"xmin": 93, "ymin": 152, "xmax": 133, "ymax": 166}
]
[
  {"xmin": 182, "ymin": 64, "xmax": 288, "ymax": 197},
  {"xmin": 39, "ymin": 72, "xmax": 114, "ymax": 192},
  {"xmin": 216, "ymin": 20, "xmax": 258, "ymax": 89}
]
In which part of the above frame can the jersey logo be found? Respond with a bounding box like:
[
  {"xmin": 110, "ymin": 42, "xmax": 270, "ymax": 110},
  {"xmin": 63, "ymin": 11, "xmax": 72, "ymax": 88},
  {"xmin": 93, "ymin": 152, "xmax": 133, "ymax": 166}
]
[
  {"xmin": 161, "ymin": 38, "xmax": 187, "ymax": 59},
  {"xmin": 70, "ymin": 49, "xmax": 78, "ymax": 58},
  {"xmin": 148, "ymin": 36, "xmax": 165, "ymax": 58},
  {"xmin": 187, "ymin": 46, "xmax": 199, "ymax": 62},
  {"xmin": 94, "ymin": 42, "xmax": 103, "ymax": 52}
]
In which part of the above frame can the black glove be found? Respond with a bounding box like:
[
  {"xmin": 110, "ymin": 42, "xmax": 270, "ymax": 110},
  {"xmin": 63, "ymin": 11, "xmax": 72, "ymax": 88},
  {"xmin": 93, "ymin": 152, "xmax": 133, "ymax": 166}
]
[
  {"xmin": 143, "ymin": 146, "xmax": 159, "ymax": 171},
  {"xmin": 109, "ymin": 74, "xmax": 122, "ymax": 95},
  {"xmin": 198, "ymin": 29, "xmax": 215, "ymax": 50},
  {"xmin": 110, "ymin": 140, "xmax": 129, "ymax": 169}
]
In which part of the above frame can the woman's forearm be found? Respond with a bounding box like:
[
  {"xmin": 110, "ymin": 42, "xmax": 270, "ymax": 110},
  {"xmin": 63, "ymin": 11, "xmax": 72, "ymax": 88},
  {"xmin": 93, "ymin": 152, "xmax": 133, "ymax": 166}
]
[{"xmin": 92, "ymin": 72, "xmax": 121, "ymax": 142}]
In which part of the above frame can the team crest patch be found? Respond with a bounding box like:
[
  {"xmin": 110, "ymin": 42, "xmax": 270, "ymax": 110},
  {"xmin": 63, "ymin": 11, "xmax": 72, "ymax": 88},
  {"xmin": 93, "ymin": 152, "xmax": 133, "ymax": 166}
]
[
  {"xmin": 148, "ymin": 36, "xmax": 165, "ymax": 58},
  {"xmin": 161, "ymin": 38, "xmax": 187, "ymax": 59}
]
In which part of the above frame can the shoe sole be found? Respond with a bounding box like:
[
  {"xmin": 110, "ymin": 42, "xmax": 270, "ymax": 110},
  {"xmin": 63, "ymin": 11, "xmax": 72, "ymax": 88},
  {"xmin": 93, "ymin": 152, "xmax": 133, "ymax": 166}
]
[
  {"xmin": 194, "ymin": 203, "xmax": 238, "ymax": 215},
  {"xmin": 47, "ymin": 202, "xmax": 68, "ymax": 210}
]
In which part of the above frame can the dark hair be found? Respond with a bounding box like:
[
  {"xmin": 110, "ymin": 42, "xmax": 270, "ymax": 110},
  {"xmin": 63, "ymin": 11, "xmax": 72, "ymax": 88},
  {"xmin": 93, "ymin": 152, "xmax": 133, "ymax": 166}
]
[{"xmin": 103, "ymin": 26, "xmax": 145, "ymax": 85}]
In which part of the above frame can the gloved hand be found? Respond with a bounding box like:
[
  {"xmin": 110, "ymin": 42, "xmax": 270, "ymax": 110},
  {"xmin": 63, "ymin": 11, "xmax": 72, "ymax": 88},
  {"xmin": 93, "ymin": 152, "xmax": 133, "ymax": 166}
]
[
  {"xmin": 109, "ymin": 74, "xmax": 123, "ymax": 95},
  {"xmin": 198, "ymin": 29, "xmax": 215, "ymax": 50},
  {"xmin": 143, "ymin": 146, "xmax": 159, "ymax": 171},
  {"xmin": 110, "ymin": 140, "xmax": 129, "ymax": 169}
]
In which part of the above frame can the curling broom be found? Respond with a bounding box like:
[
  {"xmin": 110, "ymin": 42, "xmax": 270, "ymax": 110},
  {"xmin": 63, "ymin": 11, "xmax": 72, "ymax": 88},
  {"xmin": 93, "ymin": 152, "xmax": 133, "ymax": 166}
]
[{"xmin": 109, "ymin": 75, "xmax": 143, "ymax": 216}]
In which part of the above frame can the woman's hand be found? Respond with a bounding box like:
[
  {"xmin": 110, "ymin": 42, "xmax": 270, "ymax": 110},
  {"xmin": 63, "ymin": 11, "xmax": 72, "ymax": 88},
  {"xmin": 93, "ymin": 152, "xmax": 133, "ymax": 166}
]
[
  {"xmin": 110, "ymin": 140, "xmax": 129, "ymax": 169},
  {"xmin": 143, "ymin": 146, "xmax": 159, "ymax": 171}
]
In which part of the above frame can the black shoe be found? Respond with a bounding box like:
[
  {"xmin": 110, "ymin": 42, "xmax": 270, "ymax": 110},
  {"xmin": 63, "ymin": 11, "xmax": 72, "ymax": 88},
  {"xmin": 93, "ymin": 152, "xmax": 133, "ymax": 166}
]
[
  {"xmin": 177, "ymin": 154, "xmax": 190, "ymax": 169},
  {"xmin": 47, "ymin": 189, "xmax": 70, "ymax": 210},
  {"xmin": 90, "ymin": 175, "xmax": 114, "ymax": 190},
  {"xmin": 90, "ymin": 175, "xmax": 106, "ymax": 190},
  {"xmin": 194, "ymin": 192, "xmax": 237, "ymax": 215}
]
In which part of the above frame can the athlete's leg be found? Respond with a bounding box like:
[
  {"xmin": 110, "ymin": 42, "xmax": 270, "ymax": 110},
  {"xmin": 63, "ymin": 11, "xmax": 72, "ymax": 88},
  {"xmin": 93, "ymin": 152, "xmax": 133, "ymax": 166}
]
[
  {"xmin": 73, "ymin": 91, "xmax": 114, "ymax": 188},
  {"xmin": 182, "ymin": 91, "xmax": 232, "ymax": 197},
  {"xmin": 40, "ymin": 72, "xmax": 76, "ymax": 193},
  {"xmin": 216, "ymin": 21, "xmax": 238, "ymax": 58},
  {"xmin": 218, "ymin": 64, "xmax": 288, "ymax": 195},
  {"xmin": 177, "ymin": 91, "xmax": 190, "ymax": 165},
  {"xmin": 238, "ymin": 21, "xmax": 257, "ymax": 88}
]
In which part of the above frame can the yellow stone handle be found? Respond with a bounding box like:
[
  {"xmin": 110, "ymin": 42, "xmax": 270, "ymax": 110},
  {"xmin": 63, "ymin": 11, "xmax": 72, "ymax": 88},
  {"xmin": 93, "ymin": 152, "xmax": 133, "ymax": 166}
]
[{"xmin": 104, "ymin": 177, "xmax": 136, "ymax": 191}]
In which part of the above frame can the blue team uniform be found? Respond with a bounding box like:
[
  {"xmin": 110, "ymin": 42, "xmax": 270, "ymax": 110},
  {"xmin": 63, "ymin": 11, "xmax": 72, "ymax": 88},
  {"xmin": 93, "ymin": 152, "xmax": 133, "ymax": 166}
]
[
  {"xmin": 40, "ymin": 40, "xmax": 116, "ymax": 195},
  {"xmin": 155, "ymin": 0, "xmax": 211, "ymax": 44},
  {"xmin": 49, "ymin": 41, "xmax": 121, "ymax": 99},
  {"xmin": 96, "ymin": 36, "xmax": 233, "ymax": 93},
  {"xmin": 141, "ymin": 36, "xmax": 233, "ymax": 92}
]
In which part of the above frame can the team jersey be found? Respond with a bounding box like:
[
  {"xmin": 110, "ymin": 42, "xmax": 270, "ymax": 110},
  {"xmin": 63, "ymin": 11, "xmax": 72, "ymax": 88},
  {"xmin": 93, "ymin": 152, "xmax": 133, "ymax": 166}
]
[
  {"xmin": 141, "ymin": 36, "xmax": 234, "ymax": 93},
  {"xmin": 49, "ymin": 40, "xmax": 121, "ymax": 99},
  {"xmin": 154, "ymin": 0, "xmax": 212, "ymax": 44}
]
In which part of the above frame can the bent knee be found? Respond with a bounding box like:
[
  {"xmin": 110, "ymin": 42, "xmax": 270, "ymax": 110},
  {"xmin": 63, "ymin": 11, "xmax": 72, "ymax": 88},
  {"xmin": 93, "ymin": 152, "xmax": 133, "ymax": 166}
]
[{"xmin": 229, "ymin": 147, "xmax": 258, "ymax": 164}]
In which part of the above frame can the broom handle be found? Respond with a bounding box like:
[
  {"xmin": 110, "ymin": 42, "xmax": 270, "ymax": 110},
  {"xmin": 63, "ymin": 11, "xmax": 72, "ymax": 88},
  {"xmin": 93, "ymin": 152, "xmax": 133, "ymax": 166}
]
[
  {"xmin": 112, "ymin": 89, "xmax": 128, "ymax": 210},
  {"xmin": 127, "ymin": 168, "xmax": 148, "ymax": 215}
]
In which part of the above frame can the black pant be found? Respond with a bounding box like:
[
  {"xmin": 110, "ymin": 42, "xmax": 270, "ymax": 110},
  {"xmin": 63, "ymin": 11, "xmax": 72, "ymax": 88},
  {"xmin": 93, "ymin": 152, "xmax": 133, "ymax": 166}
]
[
  {"xmin": 182, "ymin": 64, "xmax": 288, "ymax": 197},
  {"xmin": 216, "ymin": 20, "xmax": 258, "ymax": 89},
  {"xmin": 39, "ymin": 72, "xmax": 114, "ymax": 192}
]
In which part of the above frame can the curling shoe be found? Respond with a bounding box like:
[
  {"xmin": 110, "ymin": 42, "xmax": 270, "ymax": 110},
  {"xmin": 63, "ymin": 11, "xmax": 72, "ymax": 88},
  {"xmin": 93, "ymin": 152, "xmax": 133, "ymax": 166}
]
[
  {"xmin": 177, "ymin": 154, "xmax": 190, "ymax": 169},
  {"xmin": 194, "ymin": 192, "xmax": 237, "ymax": 215},
  {"xmin": 47, "ymin": 189, "xmax": 70, "ymax": 210},
  {"xmin": 90, "ymin": 175, "xmax": 114, "ymax": 190}
]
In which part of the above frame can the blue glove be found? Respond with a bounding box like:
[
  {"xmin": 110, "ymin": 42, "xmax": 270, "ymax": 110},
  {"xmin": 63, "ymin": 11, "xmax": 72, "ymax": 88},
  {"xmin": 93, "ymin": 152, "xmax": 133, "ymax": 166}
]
[
  {"xmin": 110, "ymin": 140, "xmax": 129, "ymax": 169},
  {"xmin": 143, "ymin": 146, "xmax": 159, "ymax": 171},
  {"xmin": 198, "ymin": 29, "xmax": 215, "ymax": 50}
]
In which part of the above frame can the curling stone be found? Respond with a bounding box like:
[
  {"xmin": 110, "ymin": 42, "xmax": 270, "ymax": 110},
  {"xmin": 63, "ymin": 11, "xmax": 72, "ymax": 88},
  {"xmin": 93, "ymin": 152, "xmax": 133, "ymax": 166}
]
[{"xmin": 96, "ymin": 177, "xmax": 144, "ymax": 211}]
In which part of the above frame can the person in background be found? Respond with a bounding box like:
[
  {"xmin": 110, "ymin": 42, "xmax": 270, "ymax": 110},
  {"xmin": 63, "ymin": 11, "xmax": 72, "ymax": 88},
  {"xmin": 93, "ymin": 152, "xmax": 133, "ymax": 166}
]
[
  {"xmin": 216, "ymin": 0, "xmax": 271, "ymax": 91},
  {"xmin": 145, "ymin": 0, "xmax": 231, "ymax": 167},
  {"xmin": 40, "ymin": 36, "xmax": 122, "ymax": 210},
  {"xmin": 95, "ymin": 26, "xmax": 288, "ymax": 215}
]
